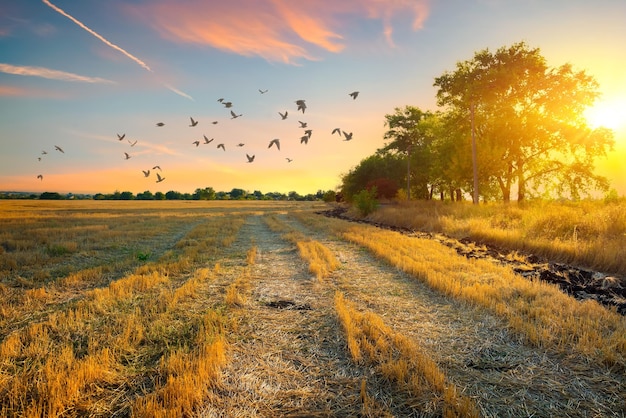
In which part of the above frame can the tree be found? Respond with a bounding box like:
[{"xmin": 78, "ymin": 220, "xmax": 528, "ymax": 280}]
[
  {"xmin": 136, "ymin": 190, "xmax": 154, "ymax": 200},
  {"xmin": 193, "ymin": 187, "xmax": 215, "ymax": 200},
  {"xmin": 229, "ymin": 188, "xmax": 247, "ymax": 199},
  {"xmin": 382, "ymin": 106, "xmax": 439, "ymax": 199},
  {"xmin": 434, "ymin": 41, "xmax": 614, "ymax": 202},
  {"xmin": 340, "ymin": 153, "xmax": 405, "ymax": 201},
  {"xmin": 120, "ymin": 191, "xmax": 134, "ymax": 200},
  {"xmin": 165, "ymin": 190, "xmax": 182, "ymax": 200}
]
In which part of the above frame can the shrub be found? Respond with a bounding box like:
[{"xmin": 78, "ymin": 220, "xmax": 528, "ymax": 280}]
[{"xmin": 353, "ymin": 187, "xmax": 378, "ymax": 217}]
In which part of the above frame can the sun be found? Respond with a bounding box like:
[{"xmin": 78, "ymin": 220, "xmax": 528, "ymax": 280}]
[{"xmin": 585, "ymin": 98, "xmax": 626, "ymax": 131}]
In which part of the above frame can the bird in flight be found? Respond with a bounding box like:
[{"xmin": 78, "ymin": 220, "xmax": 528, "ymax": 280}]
[
  {"xmin": 142, "ymin": 169, "xmax": 150, "ymax": 177},
  {"xmin": 156, "ymin": 122, "xmax": 165, "ymax": 127},
  {"xmin": 304, "ymin": 129, "xmax": 312, "ymax": 138},
  {"xmin": 268, "ymin": 138, "xmax": 280, "ymax": 150},
  {"xmin": 246, "ymin": 154, "xmax": 255, "ymax": 162},
  {"xmin": 259, "ymin": 89, "xmax": 268, "ymax": 94},
  {"xmin": 54, "ymin": 145, "xmax": 64, "ymax": 153},
  {"xmin": 217, "ymin": 98, "xmax": 224, "ymax": 103},
  {"xmin": 222, "ymin": 101, "xmax": 233, "ymax": 108},
  {"xmin": 189, "ymin": 117, "xmax": 198, "ymax": 127},
  {"xmin": 37, "ymin": 174, "xmax": 43, "ymax": 180},
  {"xmin": 153, "ymin": 165, "xmax": 162, "ymax": 171},
  {"xmin": 295, "ymin": 99, "xmax": 306, "ymax": 113},
  {"xmin": 278, "ymin": 111, "xmax": 288, "ymax": 120},
  {"xmin": 37, "ymin": 157, "xmax": 42, "ymax": 161},
  {"xmin": 332, "ymin": 128, "xmax": 342, "ymax": 136},
  {"xmin": 117, "ymin": 133, "xmax": 126, "ymax": 141},
  {"xmin": 286, "ymin": 158, "xmax": 293, "ymax": 163},
  {"xmin": 41, "ymin": 150, "xmax": 48, "ymax": 155},
  {"xmin": 300, "ymin": 135, "xmax": 309, "ymax": 145},
  {"xmin": 343, "ymin": 131, "xmax": 353, "ymax": 141},
  {"xmin": 349, "ymin": 91, "xmax": 359, "ymax": 100},
  {"xmin": 128, "ymin": 139, "xmax": 137, "ymax": 147},
  {"xmin": 230, "ymin": 110, "xmax": 242, "ymax": 119},
  {"xmin": 156, "ymin": 173, "xmax": 165, "ymax": 183},
  {"xmin": 212, "ymin": 121, "xmax": 218, "ymax": 125},
  {"xmin": 217, "ymin": 143, "xmax": 226, "ymax": 151},
  {"xmin": 237, "ymin": 143, "xmax": 245, "ymax": 147},
  {"xmin": 298, "ymin": 121, "xmax": 307, "ymax": 128},
  {"xmin": 124, "ymin": 152, "xmax": 131, "ymax": 160},
  {"xmin": 203, "ymin": 135, "xmax": 214, "ymax": 144},
  {"xmin": 192, "ymin": 140, "xmax": 200, "ymax": 147}
]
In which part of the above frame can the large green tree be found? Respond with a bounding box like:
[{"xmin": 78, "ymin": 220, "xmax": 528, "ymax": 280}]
[{"xmin": 434, "ymin": 41, "xmax": 614, "ymax": 202}]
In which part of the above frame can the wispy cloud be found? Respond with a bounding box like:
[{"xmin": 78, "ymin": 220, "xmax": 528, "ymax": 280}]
[
  {"xmin": 42, "ymin": 0, "xmax": 152, "ymax": 72},
  {"xmin": 130, "ymin": 0, "xmax": 430, "ymax": 63},
  {"xmin": 0, "ymin": 63, "xmax": 114, "ymax": 84}
]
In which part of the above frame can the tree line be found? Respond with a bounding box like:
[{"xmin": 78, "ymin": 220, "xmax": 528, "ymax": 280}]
[
  {"xmin": 340, "ymin": 42, "xmax": 615, "ymax": 203},
  {"xmin": 0, "ymin": 188, "xmax": 337, "ymax": 202}
]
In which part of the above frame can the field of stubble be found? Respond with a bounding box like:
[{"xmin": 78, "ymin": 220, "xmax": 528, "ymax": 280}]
[{"xmin": 0, "ymin": 200, "xmax": 624, "ymax": 417}]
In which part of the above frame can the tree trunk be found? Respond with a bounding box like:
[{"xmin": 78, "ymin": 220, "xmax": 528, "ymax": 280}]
[{"xmin": 517, "ymin": 161, "xmax": 526, "ymax": 202}]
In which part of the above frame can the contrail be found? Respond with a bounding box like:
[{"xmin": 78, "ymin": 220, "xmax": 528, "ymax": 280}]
[
  {"xmin": 164, "ymin": 83, "xmax": 194, "ymax": 101},
  {"xmin": 42, "ymin": 0, "xmax": 152, "ymax": 72},
  {"xmin": 0, "ymin": 63, "xmax": 114, "ymax": 83}
]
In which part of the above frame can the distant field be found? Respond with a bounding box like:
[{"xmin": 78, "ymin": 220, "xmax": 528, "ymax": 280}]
[{"xmin": 0, "ymin": 200, "xmax": 624, "ymax": 417}]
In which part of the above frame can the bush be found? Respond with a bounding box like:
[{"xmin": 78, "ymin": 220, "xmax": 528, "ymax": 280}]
[{"xmin": 353, "ymin": 187, "xmax": 378, "ymax": 216}]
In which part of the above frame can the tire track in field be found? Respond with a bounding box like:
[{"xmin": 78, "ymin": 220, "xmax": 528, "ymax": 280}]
[
  {"xmin": 281, "ymin": 213, "xmax": 624, "ymax": 418},
  {"xmin": 202, "ymin": 215, "xmax": 403, "ymax": 417}
]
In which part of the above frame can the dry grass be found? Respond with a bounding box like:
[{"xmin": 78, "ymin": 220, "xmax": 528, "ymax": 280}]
[
  {"xmin": 0, "ymin": 202, "xmax": 255, "ymax": 417},
  {"xmin": 335, "ymin": 291, "xmax": 479, "ymax": 417},
  {"xmin": 263, "ymin": 215, "xmax": 340, "ymax": 280},
  {"xmin": 367, "ymin": 199, "xmax": 626, "ymax": 276},
  {"xmin": 311, "ymin": 214, "xmax": 626, "ymax": 370}
]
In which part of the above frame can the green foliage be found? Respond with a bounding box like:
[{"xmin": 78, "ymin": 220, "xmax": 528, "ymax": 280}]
[
  {"xmin": 353, "ymin": 187, "xmax": 379, "ymax": 217},
  {"xmin": 135, "ymin": 250, "xmax": 151, "ymax": 261}
]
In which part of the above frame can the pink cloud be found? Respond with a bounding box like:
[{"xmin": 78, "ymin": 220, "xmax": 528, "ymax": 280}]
[{"xmin": 129, "ymin": 0, "xmax": 430, "ymax": 63}]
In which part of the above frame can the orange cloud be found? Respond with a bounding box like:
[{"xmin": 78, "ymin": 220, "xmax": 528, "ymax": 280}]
[{"xmin": 129, "ymin": 0, "xmax": 430, "ymax": 63}]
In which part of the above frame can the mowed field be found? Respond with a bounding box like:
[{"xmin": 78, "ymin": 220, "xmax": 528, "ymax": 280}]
[{"xmin": 0, "ymin": 200, "xmax": 624, "ymax": 417}]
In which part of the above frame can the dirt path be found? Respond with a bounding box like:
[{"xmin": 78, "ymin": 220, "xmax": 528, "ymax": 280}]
[{"xmin": 202, "ymin": 214, "xmax": 625, "ymax": 417}]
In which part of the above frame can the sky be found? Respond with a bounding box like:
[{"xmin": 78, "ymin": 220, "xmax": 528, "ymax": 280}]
[{"xmin": 1, "ymin": 0, "xmax": 625, "ymax": 196}]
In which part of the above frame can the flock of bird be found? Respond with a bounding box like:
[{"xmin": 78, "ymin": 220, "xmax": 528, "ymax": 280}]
[{"xmin": 36, "ymin": 89, "xmax": 360, "ymax": 185}]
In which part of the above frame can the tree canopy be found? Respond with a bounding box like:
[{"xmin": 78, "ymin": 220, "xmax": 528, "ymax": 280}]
[{"xmin": 341, "ymin": 41, "xmax": 614, "ymax": 203}]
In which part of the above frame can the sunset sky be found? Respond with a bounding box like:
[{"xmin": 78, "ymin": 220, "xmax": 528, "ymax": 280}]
[{"xmin": 1, "ymin": 0, "xmax": 625, "ymax": 196}]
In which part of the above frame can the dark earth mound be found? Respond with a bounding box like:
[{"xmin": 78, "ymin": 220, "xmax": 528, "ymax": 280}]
[{"xmin": 317, "ymin": 207, "xmax": 626, "ymax": 315}]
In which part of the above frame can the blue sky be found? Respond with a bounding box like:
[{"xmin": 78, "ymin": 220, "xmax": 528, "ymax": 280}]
[{"xmin": 1, "ymin": 0, "xmax": 625, "ymax": 195}]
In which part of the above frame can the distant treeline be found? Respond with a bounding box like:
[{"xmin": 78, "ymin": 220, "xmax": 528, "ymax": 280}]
[{"xmin": 0, "ymin": 188, "xmax": 338, "ymax": 202}]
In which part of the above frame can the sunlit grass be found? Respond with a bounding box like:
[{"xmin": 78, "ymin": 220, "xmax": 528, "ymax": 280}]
[
  {"xmin": 318, "ymin": 216, "xmax": 626, "ymax": 369},
  {"xmin": 335, "ymin": 291, "xmax": 479, "ymax": 417},
  {"xmin": 367, "ymin": 199, "xmax": 626, "ymax": 275}
]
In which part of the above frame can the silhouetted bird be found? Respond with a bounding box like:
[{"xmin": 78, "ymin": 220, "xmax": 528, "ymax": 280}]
[
  {"xmin": 279, "ymin": 111, "xmax": 288, "ymax": 120},
  {"xmin": 217, "ymin": 143, "xmax": 226, "ymax": 151},
  {"xmin": 156, "ymin": 173, "xmax": 165, "ymax": 183},
  {"xmin": 54, "ymin": 145, "xmax": 64, "ymax": 153},
  {"xmin": 189, "ymin": 117, "xmax": 198, "ymax": 127},
  {"xmin": 212, "ymin": 121, "xmax": 218, "ymax": 124},
  {"xmin": 300, "ymin": 135, "xmax": 309, "ymax": 144},
  {"xmin": 203, "ymin": 135, "xmax": 214, "ymax": 144},
  {"xmin": 298, "ymin": 121, "xmax": 307, "ymax": 128},
  {"xmin": 117, "ymin": 133, "xmax": 125, "ymax": 141},
  {"xmin": 153, "ymin": 165, "xmax": 162, "ymax": 171},
  {"xmin": 237, "ymin": 143, "xmax": 245, "ymax": 147},
  {"xmin": 246, "ymin": 154, "xmax": 255, "ymax": 162},
  {"xmin": 286, "ymin": 158, "xmax": 293, "ymax": 162},
  {"xmin": 268, "ymin": 138, "xmax": 280, "ymax": 150},
  {"xmin": 217, "ymin": 98, "xmax": 224, "ymax": 103},
  {"xmin": 37, "ymin": 174, "xmax": 43, "ymax": 180},
  {"xmin": 259, "ymin": 89, "xmax": 268, "ymax": 94},
  {"xmin": 41, "ymin": 150, "xmax": 48, "ymax": 155},
  {"xmin": 349, "ymin": 91, "xmax": 359, "ymax": 100},
  {"xmin": 295, "ymin": 99, "xmax": 306, "ymax": 113},
  {"xmin": 223, "ymin": 102, "xmax": 233, "ymax": 108},
  {"xmin": 124, "ymin": 152, "xmax": 131, "ymax": 160},
  {"xmin": 128, "ymin": 139, "xmax": 137, "ymax": 147},
  {"xmin": 192, "ymin": 140, "xmax": 200, "ymax": 147},
  {"xmin": 230, "ymin": 110, "xmax": 242, "ymax": 119},
  {"xmin": 304, "ymin": 129, "xmax": 312, "ymax": 138},
  {"xmin": 342, "ymin": 131, "xmax": 353, "ymax": 141},
  {"xmin": 156, "ymin": 122, "xmax": 165, "ymax": 127},
  {"xmin": 142, "ymin": 169, "xmax": 150, "ymax": 177},
  {"xmin": 332, "ymin": 128, "xmax": 341, "ymax": 136}
]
